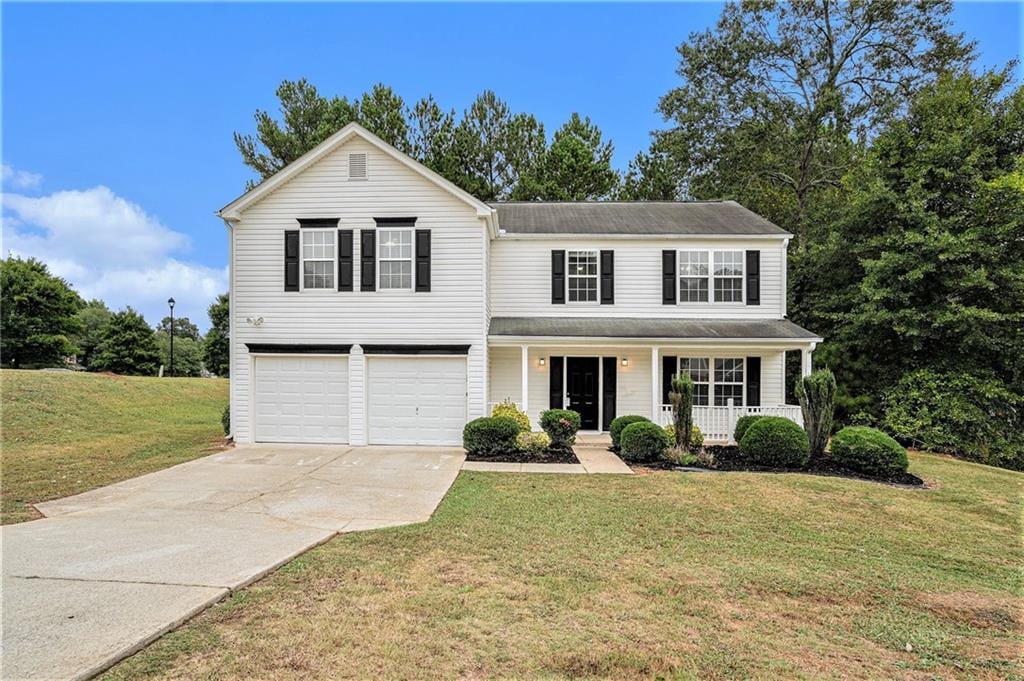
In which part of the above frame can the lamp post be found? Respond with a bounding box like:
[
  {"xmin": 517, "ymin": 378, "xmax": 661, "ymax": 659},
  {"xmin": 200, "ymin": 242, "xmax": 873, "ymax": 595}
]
[{"xmin": 167, "ymin": 297, "xmax": 175, "ymax": 377}]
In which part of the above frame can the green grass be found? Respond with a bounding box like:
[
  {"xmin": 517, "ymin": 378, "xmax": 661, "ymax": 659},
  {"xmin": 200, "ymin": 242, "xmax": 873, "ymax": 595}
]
[
  {"xmin": 103, "ymin": 453, "xmax": 1022, "ymax": 680},
  {"xmin": 0, "ymin": 369, "xmax": 228, "ymax": 524}
]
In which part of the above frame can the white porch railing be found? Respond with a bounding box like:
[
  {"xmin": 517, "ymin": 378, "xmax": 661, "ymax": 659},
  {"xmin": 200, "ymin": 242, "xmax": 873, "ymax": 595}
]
[{"xmin": 658, "ymin": 401, "xmax": 803, "ymax": 443}]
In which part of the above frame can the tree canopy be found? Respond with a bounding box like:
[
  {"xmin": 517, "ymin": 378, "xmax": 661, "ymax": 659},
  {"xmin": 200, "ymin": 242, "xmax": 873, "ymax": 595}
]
[
  {"xmin": 91, "ymin": 308, "xmax": 161, "ymax": 376},
  {"xmin": 203, "ymin": 293, "xmax": 230, "ymax": 378},
  {"xmin": 0, "ymin": 257, "xmax": 82, "ymax": 368}
]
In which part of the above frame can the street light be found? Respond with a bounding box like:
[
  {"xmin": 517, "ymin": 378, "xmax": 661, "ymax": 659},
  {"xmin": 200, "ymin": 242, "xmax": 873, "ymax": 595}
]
[{"xmin": 167, "ymin": 297, "xmax": 175, "ymax": 377}]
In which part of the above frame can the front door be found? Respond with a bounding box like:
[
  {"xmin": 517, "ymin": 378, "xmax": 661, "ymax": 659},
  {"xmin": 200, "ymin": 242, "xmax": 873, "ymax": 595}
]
[{"xmin": 566, "ymin": 357, "xmax": 600, "ymax": 430}]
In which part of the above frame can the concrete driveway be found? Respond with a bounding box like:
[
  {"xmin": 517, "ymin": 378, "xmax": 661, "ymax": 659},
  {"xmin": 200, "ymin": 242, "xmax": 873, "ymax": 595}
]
[{"xmin": 1, "ymin": 444, "xmax": 464, "ymax": 681}]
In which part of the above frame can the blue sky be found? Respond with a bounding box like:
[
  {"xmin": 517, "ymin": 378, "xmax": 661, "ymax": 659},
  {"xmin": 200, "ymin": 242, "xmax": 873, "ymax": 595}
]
[{"xmin": 2, "ymin": 2, "xmax": 1020, "ymax": 330}]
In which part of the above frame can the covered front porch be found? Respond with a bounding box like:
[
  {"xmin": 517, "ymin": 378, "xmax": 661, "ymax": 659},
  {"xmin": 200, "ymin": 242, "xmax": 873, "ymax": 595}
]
[{"xmin": 488, "ymin": 335, "xmax": 818, "ymax": 443}]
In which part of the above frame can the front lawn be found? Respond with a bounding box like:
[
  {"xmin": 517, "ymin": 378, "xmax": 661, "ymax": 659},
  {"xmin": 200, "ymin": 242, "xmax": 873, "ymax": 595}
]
[
  {"xmin": 0, "ymin": 370, "xmax": 228, "ymax": 524},
  {"xmin": 105, "ymin": 452, "xmax": 1022, "ymax": 680}
]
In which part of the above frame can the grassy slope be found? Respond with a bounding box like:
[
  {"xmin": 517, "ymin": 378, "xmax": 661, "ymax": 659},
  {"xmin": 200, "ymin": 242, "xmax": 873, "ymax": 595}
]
[
  {"xmin": 105, "ymin": 453, "xmax": 1022, "ymax": 680},
  {"xmin": 1, "ymin": 370, "xmax": 228, "ymax": 524}
]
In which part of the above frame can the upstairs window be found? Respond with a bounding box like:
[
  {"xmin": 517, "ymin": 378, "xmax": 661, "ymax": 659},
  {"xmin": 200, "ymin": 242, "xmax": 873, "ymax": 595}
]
[
  {"xmin": 567, "ymin": 250, "xmax": 598, "ymax": 302},
  {"xmin": 301, "ymin": 230, "xmax": 335, "ymax": 289},
  {"xmin": 678, "ymin": 250, "xmax": 709, "ymax": 302},
  {"xmin": 713, "ymin": 251, "xmax": 744, "ymax": 302},
  {"xmin": 378, "ymin": 228, "xmax": 413, "ymax": 290}
]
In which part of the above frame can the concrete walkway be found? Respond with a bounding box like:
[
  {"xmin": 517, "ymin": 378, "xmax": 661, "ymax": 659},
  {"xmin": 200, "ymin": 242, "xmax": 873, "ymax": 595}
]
[
  {"xmin": 1, "ymin": 444, "xmax": 464, "ymax": 681},
  {"xmin": 462, "ymin": 438, "xmax": 633, "ymax": 475}
]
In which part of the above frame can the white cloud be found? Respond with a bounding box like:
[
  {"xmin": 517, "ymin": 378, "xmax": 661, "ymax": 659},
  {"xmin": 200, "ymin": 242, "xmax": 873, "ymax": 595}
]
[
  {"xmin": 2, "ymin": 183, "xmax": 226, "ymax": 331},
  {"xmin": 2, "ymin": 164, "xmax": 43, "ymax": 190}
]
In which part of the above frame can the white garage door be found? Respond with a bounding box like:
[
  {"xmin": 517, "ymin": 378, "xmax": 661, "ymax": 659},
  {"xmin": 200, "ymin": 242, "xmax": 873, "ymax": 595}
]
[
  {"xmin": 367, "ymin": 356, "xmax": 467, "ymax": 445},
  {"xmin": 253, "ymin": 355, "xmax": 348, "ymax": 443}
]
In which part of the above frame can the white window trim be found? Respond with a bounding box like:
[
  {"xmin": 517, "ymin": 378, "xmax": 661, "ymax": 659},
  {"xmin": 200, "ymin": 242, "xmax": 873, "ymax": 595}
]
[
  {"xmin": 377, "ymin": 226, "xmax": 415, "ymax": 292},
  {"xmin": 678, "ymin": 356, "xmax": 745, "ymax": 407},
  {"xmin": 299, "ymin": 228, "xmax": 337, "ymax": 292},
  {"xmin": 677, "ymin": 249, "xmax": 745, "ymax": 305},
  {"xmin": 566, "ymin": 249, "xmax": 600, "ymax": 305}
]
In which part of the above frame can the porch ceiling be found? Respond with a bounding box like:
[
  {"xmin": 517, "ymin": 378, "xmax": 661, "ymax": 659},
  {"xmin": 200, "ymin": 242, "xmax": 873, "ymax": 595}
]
[{"xmin": 488, "ymin": 317, "xmax": 821, "ymax": 343}]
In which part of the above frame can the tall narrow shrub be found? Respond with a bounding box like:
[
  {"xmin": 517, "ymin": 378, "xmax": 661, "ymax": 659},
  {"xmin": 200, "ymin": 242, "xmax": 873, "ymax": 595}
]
[
  {"xmin": 668, "ymin": 374, "xmax": 694, "ymax": 450},
  {"xmin": 796, "ymin": 368, "xmax": 836, "ymax": 458}
]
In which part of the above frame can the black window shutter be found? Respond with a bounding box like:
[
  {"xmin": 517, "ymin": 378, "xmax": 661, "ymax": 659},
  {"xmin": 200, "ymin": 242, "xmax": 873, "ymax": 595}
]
[
  {"xmin": 600, "ymin": 250, "xmax": 614, "ymax": 305},
  {"xmin": 414, "ymin": 229, "xmax": 431, "ymax": 292},
  {"xmin": 661, "ymin": 356, "xmax": 678, "ymax": 404},
  {"xmin": 662, "ymin": 250, "xmax": 676, "ymax": 304},
  {"xmin": 601, "ymin": 357, "xmax": 617, "ymax": 430},
  {"xmin": 746, "ymin": 356, "xmax": 761, "ymax": 406},
  {"xmin": 284, "ymin": 230, "xmax": 300, "ymax": 292},
  {"xmin": 337, "ymin": 230, "xmax": 353, "ymax": 291},
  {"xmin": 360, "ymin": 230, "xmax": 376, "ymax": 292},
  {"xmin": 746, "ymin": 250, "xmax": 760, "ymax": 305},
  {"xmin": 551, "ymin": 250, "xmax": 566, "ymax": 304},
  {"xmin": 549, "ymin": 356, "xmax": 564, "ymax": 408}
]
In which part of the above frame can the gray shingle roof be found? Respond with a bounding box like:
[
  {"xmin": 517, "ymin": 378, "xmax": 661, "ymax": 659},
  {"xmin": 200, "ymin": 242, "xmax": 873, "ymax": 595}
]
[
  {"xmin": 489, "ymin": 317, "xmax": 820, "ymax": 341},
  {"xmin": 490, "ymin": 201, "xmax": 790, "ymax": 236}
]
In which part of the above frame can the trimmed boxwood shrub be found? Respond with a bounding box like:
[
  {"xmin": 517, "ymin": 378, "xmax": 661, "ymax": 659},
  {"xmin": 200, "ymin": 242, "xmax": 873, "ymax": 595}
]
[
  {"xmin": 733, "ymin": 415, "xmax": 763, "ymax": 443},
  {"xmin": 610, "ymin": 415, "xmax": 650, "ymax": 451},
  {"xmin": 739, "ymin": 416, "xmax": 810, "ymax": 468},
  {"xmin": 463, "ymin": 416, "xmax": 521, "ymax": 457},
  {"xmin": 830, "ymin": 426, "xmax": 908, "ymax": 477},
  {"xmin": 620, "ymin": 421, "xmax": 671, "ymax": 463},
  {"xmin": 540, "ymin": 409, "xmax": 581, "ymax": 450}
]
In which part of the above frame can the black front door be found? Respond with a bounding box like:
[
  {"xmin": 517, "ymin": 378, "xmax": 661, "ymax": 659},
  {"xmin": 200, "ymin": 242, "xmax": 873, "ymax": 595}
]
[{"xmin": 566, "ymin": 357, "xmax": 600, "ymax": 430}]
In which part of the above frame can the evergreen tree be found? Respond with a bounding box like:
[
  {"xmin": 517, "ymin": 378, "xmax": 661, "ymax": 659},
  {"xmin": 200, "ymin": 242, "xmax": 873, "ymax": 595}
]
[
  {"xmin": 155, "ymin": 331, "xmax": 204, "ymax": 377},
  {"xmin": 0, "ymin": 257, "xmax": 82, "ymax": 368},
  {"xmin": 203, "ymin": 293, "xmax": 230, "ymax": 378},
  {"xmin": 75, "ymin": 299, "xmax": 112, "ymax": 368},
  {"xmin": 618, "ymin": 148, "xmax": 680, "ymax": 201},
  {"xmin": 358, "ymin": 83, "xmax": 410, "ymax": 152},
  {"xmin": 536, "ymin": 113, "xmax": 618, "ymax": 200},
  {"xmin": 91, "ymin": 308, "xmax": 161, "ymax": 376}
]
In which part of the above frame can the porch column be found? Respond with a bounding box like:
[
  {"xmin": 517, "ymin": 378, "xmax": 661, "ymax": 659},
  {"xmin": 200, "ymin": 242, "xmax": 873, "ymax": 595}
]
[
  {"xmin": 520, "ymin": 344, "xmax": 529, "ymax": 414},
  {"xmin": 650, "ymin": 346, "xmax": 660, "ymax": 420},
  {"xmin": 801, "ymin": 343, "xmax": 816, "ymax": 377}
]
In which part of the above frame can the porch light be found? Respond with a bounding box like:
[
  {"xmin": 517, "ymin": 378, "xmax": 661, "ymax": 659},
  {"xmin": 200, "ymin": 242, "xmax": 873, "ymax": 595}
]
[
  {"xmin": 539, "ymin": 357, "xmax": 546, "ymax": 367},
  {"xmin": 621, "ymin": 358, "xmax": 629, "ymax": 367}
]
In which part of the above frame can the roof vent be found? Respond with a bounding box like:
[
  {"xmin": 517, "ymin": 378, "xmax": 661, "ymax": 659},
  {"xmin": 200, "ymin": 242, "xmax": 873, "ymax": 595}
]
[{"xmin": 349, "ymin": 153, "xmax": 367, "ymax": 180}]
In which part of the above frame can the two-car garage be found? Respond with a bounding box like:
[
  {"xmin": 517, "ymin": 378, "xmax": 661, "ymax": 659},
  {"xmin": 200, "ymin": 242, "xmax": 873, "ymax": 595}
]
[{"xmin": 250, "ymin": 349, "xmax": 467, "ymax": 446}]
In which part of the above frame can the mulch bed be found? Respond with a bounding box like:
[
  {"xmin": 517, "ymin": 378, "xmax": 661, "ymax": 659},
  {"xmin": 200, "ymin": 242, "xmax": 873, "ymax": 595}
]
[
  {"xmin": 464, "ymin": 447, "xmax": 580, "ymax": 464},
  {"xmin": 633, "ymin": 445, "xmax": 926, "ymax": 487}
]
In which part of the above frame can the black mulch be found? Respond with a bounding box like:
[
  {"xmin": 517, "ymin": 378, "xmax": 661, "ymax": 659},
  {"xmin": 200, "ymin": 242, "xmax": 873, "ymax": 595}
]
[
  {"xmin": 464, "ymin": 447, "xmax": 580, "ymax": 464},
  {"xmin": 637, "ymin": 445, "xmax": 926, "ymax": 487}
]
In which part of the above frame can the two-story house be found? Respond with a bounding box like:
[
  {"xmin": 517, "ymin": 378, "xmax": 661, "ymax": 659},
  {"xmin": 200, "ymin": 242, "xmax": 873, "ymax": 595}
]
[{"xmin": 218, "ymin": 123, "xmax": 821, "ymax": 446}]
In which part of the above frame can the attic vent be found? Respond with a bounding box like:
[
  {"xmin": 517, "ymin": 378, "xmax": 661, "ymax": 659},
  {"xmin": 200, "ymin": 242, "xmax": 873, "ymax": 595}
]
[{"xmin": 349, "ymin": 153, "xmax": 367, "ymax": 180}]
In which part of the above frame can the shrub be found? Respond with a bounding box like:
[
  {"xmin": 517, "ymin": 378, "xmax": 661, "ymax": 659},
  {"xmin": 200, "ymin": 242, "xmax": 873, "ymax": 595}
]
[
  {"xmin": 668, "ymin": 374, "xmax": 694, "ymax": 450},
  {"xmin": 463, "ymin": 416, "xmax": 521, "ymax": 457},
  {"xmin": 619, "ymin": 421, "xmax": 671, "ymax": 463},
  {"xmin": 882, "ymin": 370, "xmax": 1024, "ymax": 471},
  {"xmin": 796, "ymin": 369, "xmax": 837, "ymax": 458},
  {"xmin": 733, "ymin": 415, "xmax": 763, "ymax": 443},
  {"xmin": 664, "ymin": 424, "xmax": 704, "ymax": 452},
  {"xmin": 516, "ymin": 430, "xmax": 551, "ymax": 455},
  {"xmin": 491, "ymin": 398, "xmax": 530, "ymax": 433},
  {"xmin": 830, "ymin": 426, "xmax": 908, "ymax": 477},
  {"xmin": 610, "ymin": 415, "xmax": 650, "ymax": 450},
  {"xmin": 739, "ymin": 416, "xmax": 810, "ymax": 468},
  {"xmin": 539, "ymin": 409, "xmax": 581, "ymax": 450},
  {"xmin": 664, "ymin": 447, "xmax": 698, "ymax": 467},
  {"xmin": 221, "ymin": 404, "xmax": 231, "ymax": 436}
]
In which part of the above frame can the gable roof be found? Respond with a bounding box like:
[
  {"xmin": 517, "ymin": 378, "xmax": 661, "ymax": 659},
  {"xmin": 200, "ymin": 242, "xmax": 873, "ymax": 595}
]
[
  {"xmin": 490, "ymin": 201, "xmax": 790, "ymax": 236},
  {"xmin": 218, "ymin": 122, "xmax": 496, "ymax": 226}
]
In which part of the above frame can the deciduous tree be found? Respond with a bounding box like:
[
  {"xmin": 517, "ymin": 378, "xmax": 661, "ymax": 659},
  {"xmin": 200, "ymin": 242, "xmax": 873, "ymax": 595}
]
[
  {"xmin": 0, "ymin": 257, "xmax": 82, "ymax": 368},
  {"xmin": 203, "ymin": 293, "xmax": 230, "ymax": 378},
  {"xmin": 91, "ymin": 308, "xmax": 161, "ymax": 376}
]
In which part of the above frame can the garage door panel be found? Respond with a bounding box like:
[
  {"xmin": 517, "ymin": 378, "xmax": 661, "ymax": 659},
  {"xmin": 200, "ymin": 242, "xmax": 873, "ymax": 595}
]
[
  {"xmin": 367, "ymin": 357, "xmax": 466, "ymax": 446},
  {"xmin": 254, "ymin": 356, "xmax": 349, "ymax": 444}
]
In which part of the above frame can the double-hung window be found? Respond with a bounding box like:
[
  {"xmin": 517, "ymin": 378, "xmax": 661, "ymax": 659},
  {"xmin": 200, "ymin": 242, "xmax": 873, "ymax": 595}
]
[
  {"xmin": 679, "ymin": 251, "xmax": 709, "ymax": 302},
  {"xmin": 679, "ymin": 357, "xmax": 710, "ymax": 406},
  {"xmin": 714, "ymin": 358, "xmax": 744, "ymax": 406},
  {"xmin": 713, "ymin": 251, "xmax": 744, "ymax": 302},
  {"xmin": 378, "ymin": 228, "xmax": 413, "ymax": 290},
  {"xmin": 301, "ymin": 230, "xmax": 335, "ymax": 290},
  {"xmin": 567, "ymin": 250, "xmax": 599, "ymax": 303}
]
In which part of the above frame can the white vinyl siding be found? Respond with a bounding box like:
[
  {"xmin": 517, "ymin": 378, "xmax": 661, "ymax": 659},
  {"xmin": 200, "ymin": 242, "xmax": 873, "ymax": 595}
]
[
  {"xmin": 230, "ymin": 136, "xmax": 488, "ymax": 443},
  {"xmin": 490, "ymin": 238, "xmax": 786, "ymax": 318}
]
